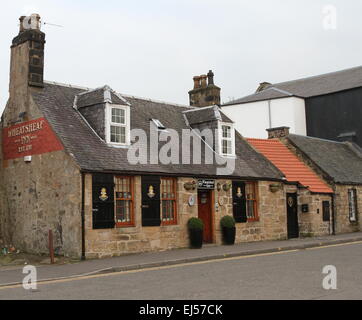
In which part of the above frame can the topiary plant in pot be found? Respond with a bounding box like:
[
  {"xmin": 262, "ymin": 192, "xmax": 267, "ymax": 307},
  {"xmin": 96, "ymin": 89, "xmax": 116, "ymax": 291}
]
[
  {"xmin": 187, "ymin": 217, "xmax": 204, "ymax": 249},
  {"xmin": 220, "ymin": 215, "xmax": 236, "ymax": 245}
]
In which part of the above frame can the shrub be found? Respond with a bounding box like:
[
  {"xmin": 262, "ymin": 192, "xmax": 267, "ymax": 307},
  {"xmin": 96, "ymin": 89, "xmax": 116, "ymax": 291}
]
[
  {"xmin": 187, "ymin": 217, "xmax": 204, "ymax": 230},
  {"xmin": 220, "ymin": 215, "xmax": 235, "ymax": 228}
]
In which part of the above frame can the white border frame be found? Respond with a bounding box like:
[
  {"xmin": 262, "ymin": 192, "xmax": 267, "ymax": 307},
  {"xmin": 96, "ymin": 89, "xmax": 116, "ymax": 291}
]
[
  {"xmin": 218, "ymin": 121, "xmax": 236, "ymax": 157},
  {"xmin": 105, "ymin": 103, "xmax": 131, "ymax": 147}
]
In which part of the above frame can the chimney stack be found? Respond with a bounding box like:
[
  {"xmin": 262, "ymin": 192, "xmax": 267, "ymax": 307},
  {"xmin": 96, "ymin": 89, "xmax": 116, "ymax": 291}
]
[
  {"xmin": 266, "ymin": 126, "xmax": 290, "ymax": 139},
  {"xmin": 188, "ymin": 70, "xmax": 221, "ymax": 107},
  {"xmin": 256, "ymin": 82, "xmax": 271, "ymax": 93},
  {"xmin": 10, "ymin": 13, "xmax": 45, "ymax": 95}
]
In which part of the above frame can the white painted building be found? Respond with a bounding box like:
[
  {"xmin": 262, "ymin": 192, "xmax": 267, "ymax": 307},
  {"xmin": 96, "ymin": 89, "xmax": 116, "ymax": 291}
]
[
  {"xmin": 221, "ymin": 66, "xmax": 362, "ymax": 140},
  {"xmin": 222, "ymin": 94, "xmax": 306, "ymax": 139}
]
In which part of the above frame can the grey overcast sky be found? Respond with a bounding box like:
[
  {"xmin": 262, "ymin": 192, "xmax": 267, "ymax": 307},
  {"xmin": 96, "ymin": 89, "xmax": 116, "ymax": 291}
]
[{"xmin": 1, "ymin": 0, "xmax": 361, "ymax": 115}]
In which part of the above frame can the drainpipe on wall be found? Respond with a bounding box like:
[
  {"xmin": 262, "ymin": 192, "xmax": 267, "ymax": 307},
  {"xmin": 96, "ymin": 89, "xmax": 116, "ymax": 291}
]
[
  {"xmin": 81, "ymin": 172, "xmax": 86, "ymax": 260},
  {"xmin": 331, "ymin": 192, "xmax": 336, "ymax": 235}
]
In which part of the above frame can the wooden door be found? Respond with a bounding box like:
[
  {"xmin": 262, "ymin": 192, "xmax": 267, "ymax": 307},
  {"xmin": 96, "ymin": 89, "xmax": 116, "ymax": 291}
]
[
  {"xmin": 286, "ymin": 193, "xmax": 299, "ymax": 239},
  {"xmin": 141, "ymin": 176, "xmax": 161, "ymax": 226},
  {"xmin": 322, "ymin": 201, "xmax": 331, "ymax": 222},
  {"xmin": 198, "ymin": 190, "xmax": 213, "ymax": 243},
  {"xmin": 232, "ymin": 181, "xmax": 247, "ymax": 223},
  {"xmin": 92, "ymin": 173, "xmax": 115, "ymax": 229}
]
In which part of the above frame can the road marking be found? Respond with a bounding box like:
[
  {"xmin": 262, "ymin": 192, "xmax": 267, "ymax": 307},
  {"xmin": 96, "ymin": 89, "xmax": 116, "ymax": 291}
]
[
  {"xmin": 305, "ymin": 240, "xmax": 362, "ymax": 250},
  {"xmin": 0, "ymin": 250, "xmax": 299, "ymax": 290},
  {"xmin": 0, "ymin": 240, "xmax": 361, "ymax": 290}
]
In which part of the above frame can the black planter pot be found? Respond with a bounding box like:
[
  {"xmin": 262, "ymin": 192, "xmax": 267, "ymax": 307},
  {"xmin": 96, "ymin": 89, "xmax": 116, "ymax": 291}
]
[
  {"xmin": 189, "ymin": 228, "xmax": 203, "ymax": 248},
  {"xmin": 222, "ymin": 226, "xmax": 236, "ymax": 245}
]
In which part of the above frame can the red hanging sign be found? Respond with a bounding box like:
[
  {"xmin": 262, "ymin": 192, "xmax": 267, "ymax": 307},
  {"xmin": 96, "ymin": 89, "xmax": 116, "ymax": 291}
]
[{"xmin": 2, "ymin": 117, "xmax": 64, "ymax": 160}]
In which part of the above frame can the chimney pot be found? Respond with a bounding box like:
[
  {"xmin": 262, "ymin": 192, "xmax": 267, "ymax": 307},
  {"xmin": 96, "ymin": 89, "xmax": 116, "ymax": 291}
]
[
  {"xmin": 193, "ymin": 76, "xmax": 201, "ymax": 89},
  {"xmin": 200, "ymin": 75, "xmax": 207, "ymax": 88},
  {"xmin": 19, "ymin": 13, "xmax": 41, "ymax": 33},
  {"xmin": 207, "ymin": 70, "xmax": 214, "ymax": 86},
  {"xmin": 266, "ymin": 126, "xmax": 290, "ymax": 139}
]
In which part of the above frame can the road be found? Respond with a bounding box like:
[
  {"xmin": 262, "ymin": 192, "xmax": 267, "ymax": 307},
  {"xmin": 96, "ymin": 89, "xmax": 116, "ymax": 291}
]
[{"xmin": 0, "ymin": 242, "xmax": 361, "ymax": 300}]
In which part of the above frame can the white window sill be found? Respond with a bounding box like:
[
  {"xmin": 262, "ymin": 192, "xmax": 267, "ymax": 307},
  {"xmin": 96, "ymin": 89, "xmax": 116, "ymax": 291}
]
[
  {"xmin": 219, "ymin": 153, "xmax": 236, "ymax": 159},
  {"xmin": 106, "ymin": 143, "xmax": 131, "ymax": 149}
]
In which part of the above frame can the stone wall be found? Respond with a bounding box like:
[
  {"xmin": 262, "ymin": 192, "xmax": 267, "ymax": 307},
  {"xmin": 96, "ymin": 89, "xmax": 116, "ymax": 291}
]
[
  {"xmin": 217, "ymin": 180, "xmax": 288, "ymax": 243},
  {"xmin": 298, "ymin": 190, "xmax": 332, "ymax": 237},
  {"xmin": 285, "ymin": 185, "xmax": 332, "ymax": 237},
  {"xmin": 0, "ymin": 92, "xmax": 82, "ymax": 258},
  {"xmin": 85, "ymin": 176, "xmax": 198, "ymax": 258},
  {"xmin": 334, "ymin": 184, "xmax": 362, "ymax": 234},
  {"xmin": 85, "ymin": 177, "xmax": 289, "ymax": 258}
]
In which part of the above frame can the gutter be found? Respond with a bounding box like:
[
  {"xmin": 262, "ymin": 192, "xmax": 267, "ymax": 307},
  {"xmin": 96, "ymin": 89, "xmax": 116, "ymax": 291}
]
[
  {"xmin": 331, "ymin": 190, "xmax": 336, "ymax": 235},
  {"xmin": 79, "ymin": 169, "xmax": 284, "ymax": 183}
]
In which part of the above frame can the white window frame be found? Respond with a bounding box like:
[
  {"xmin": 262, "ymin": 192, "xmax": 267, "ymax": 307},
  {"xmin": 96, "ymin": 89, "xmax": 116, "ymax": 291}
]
[
  {"xmin": 348, "ymin": 189, "xmax": 358, "ymax": 222},
  {"xmin": 217, "ymin": 121, "xmax": 236, "ymax": 157},
  {"xmin": 105, "ymin": 103, "xmax": 131, "ymax": 146}
]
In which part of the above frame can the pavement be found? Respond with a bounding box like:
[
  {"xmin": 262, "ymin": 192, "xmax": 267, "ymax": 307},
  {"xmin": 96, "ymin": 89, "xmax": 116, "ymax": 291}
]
[{"xmin": 1, "ymin": 232, "xmax": 362, "ymax": 287}]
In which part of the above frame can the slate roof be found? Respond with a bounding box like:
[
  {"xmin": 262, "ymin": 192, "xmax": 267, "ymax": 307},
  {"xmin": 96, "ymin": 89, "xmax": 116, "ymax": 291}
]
[
  {"xmin": 31, "ymin": 82, "xmax": 283, "ymax": 180},
  {"xmin": 223, "ymin": 65, "xmax": 362, "ymax": 105},
  {"xmin": 75, "ymin": 85, "xmax": 129, "ymax": 108},
  {"xmin": 247, "ymin": 138, "xmax": 333, "ymax": 193},
  {"xmin": 184, "ymin": 105, "xmax": 233, "ymax": 125},
  {"xmin": 287, "ymin": 134, "xmax": 362, "ymax": 185}
]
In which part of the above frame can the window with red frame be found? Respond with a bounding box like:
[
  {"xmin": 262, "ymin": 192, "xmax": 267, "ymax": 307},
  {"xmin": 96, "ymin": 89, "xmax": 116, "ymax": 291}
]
[
  {"xmin": 115, "ymin": 176, "xmax": 134, "ymax": 227},
  {"xmin": 161, "ymin": 178, "xmax": 177, "ymax": 225},
  {"xmin": 246, "ymin": 182, "xmax": 258, "ymax": 221}
]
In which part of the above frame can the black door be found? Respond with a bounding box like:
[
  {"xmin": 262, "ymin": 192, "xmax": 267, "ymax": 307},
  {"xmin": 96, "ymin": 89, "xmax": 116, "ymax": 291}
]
[
  {"xmin": 92, "ymin": 173, "xmax": 115, "ymax": 229},
  {"xmin": 141, "ymin": 176, "xmax": 161, "ymax": 226},
  {"xmin": 232, "ymin": 181, "xmax": 247, "ymax": 223},
  {"xmin": 286, "ymin": 193, "xmax": 299, "ymax": 238},
  {"xmin": 322, "ymin": 201, "xmax": 331, "ymax": 222}
]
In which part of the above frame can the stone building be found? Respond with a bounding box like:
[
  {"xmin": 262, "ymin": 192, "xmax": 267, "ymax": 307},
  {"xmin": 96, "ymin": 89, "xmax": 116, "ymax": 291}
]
[
  {"xmin": 0, "ymin": 15, "xmax": 293, "ymax": 259},
  {"xmin": 284, "ymin": 133, "xmax": 362, "ymax": 234},
  {"xmin": 247, "ymin": 128, "xmax": 334, "ymax": 238}
]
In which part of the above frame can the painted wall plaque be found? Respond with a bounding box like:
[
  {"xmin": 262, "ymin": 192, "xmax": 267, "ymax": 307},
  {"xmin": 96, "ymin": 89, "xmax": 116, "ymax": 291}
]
[{"xmin": 2, "ymin": 117, "xmax": 64, "ymax": 160}]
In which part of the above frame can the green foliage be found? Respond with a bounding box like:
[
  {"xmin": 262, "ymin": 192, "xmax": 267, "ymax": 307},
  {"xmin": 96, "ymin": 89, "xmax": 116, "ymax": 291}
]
[
  {"xmin": 187, "ymin": 217, "xmax": 204, "ymax": 230},
  {"xmin": 220, "ymin": 215, "xmax": 235, "ymax": 228}
]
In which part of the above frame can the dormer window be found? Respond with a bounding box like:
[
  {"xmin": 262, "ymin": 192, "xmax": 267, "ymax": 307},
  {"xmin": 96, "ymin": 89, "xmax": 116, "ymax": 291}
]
[
  {"xmin": 106, "ymin": 104, "xmax": 130, "ymax": 146},
  {"xmin": 218, "ymin": 122, "xmax": 235, "ymax": 157},
  {"xmin": 111, "ymin": 108, "xmax": 126, "ymax": 143}
]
